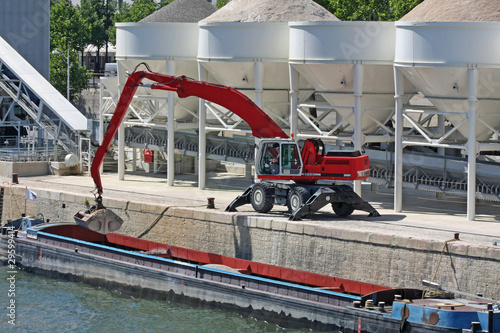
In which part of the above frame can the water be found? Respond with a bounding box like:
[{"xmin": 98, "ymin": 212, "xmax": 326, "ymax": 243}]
[{"xmin": 0, "ymin": 268, "xmax": 316, "ymax": 333}]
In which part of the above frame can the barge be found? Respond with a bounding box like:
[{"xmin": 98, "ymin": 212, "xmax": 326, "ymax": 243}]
[{"xmin": 1, "ymin": 216, "xmax": 498, "ymax": 332}]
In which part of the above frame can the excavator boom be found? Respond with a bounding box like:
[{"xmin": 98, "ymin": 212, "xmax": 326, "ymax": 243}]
[{"xmin": 91, "ymin": 71, "xmax": 288, "ymax": 196}]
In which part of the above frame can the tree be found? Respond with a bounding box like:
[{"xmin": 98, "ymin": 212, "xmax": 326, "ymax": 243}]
[
  {"xmin": 50, "ymin": 0, "xmax": 91, "ymax": 58},
  {"xmin": 79, "ymin": 0, "xmax": 109, "ymax": 71},
  {"xmin": 128, "ymin": 0, "xmax": 158, "ymax": 22},
  {"xmin": 328, "ymin": 0, "xmax": 423, "ymax": 21},
  {"xmin": 50, "ymin": 40, "xmax": 92, "ymax": 102},
  {"xmin": 107, "ymin": 0, "xmax": 173, "ymax": 45},
  {"xmin": 216, "ymin": 0, "xmax": 230, "ymax": 9},
  {"xmin": 50, "ymin": 0, "xmax": 92, "ymax": 101},
  {"xmin": 108, "ymin": 1, "xmax": 131, "ymax": 45},
  {"xmin": 389, "ymin": 0, "xmax": 423, "ymax": 20}
]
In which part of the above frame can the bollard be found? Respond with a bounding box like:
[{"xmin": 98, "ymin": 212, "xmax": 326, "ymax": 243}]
[
  {"xmin": 12, "ymin": 173, "xmax": 18, "ymax": 184},
  {"xmin": 470, "ymin": 322, "xmax": 481, "ymax": 333},
  {"xmin": 488, "ymin": 303, "xmax": 493, "ymax": 333},
  {"xmin": 207, "ymin": 197, "xmax": 215, "ymax": 209},
  {"xmin": 454, "ymin": 233, "xmax": 460, "ymax": 240},
  {"xmin": 378, "ymin": 301, "xmax": 385, "ymax": 312},
  {"xmin": 353, "ymin": 301, "xmax": 361, "ymax": 308}
]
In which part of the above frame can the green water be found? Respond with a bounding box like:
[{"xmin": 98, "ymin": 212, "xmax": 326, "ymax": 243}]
[{"xmin": 0, "ymin": 268, "xmax": 322, "ymax": 333}]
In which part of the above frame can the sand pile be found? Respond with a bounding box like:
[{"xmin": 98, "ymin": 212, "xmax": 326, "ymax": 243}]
[
  {"xmin": 401, "ymin": 0, "xmax": 500, "ymax": 22},
  {"xmin": 140, "ymin": 0, "xmax": 217, "ymax": 23},
  {"xmin": 201, "ymin": 0, "xmax": 338, "ymax": 23}
]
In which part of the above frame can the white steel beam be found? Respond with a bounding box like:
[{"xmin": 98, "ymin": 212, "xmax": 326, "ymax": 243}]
[
  {"xmin": 394, "ymin": 67, "xmax": 405, "ymax": 213},
  {"xmin": 198, "ymin": 63, "xmax": 208, "ymax": 190},
  {"xmin": 353, "ymin": 62, "xmax": 364, "ymax": 195},
  {"xmin": 467, "ymin": 66, "xmax": 479, "ymax": 221},
  {"xmin": 167, "ymin": 60, "xmax": 176, "ymax": 186}
]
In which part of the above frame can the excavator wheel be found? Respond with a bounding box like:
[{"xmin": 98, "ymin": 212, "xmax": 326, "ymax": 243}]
[
  {"xmin": 332, "ymin": 202, "xmax": 355, "ymax": 217},
  {"xmin": 251, "ymin": 183, "xmax": 274, "ymax": 213},
  {"xmin": 287, "ymin": 186, "xmax": 310, "ymax": 213}
]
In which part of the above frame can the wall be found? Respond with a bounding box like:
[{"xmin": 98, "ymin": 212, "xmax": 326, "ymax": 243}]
[
  {"xmin": 0, "ymin": 161, "xmax": 50, "ymax": 178},
  {"xmin": 2, "ymin": 185, "xmax": 499, "ymax": 300}
]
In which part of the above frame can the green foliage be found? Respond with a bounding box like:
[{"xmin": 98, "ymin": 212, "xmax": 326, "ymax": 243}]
[
  {"xmin": 79, "ymin": 0, "xmax": 109, "ymax": 52},
  {"xmin": 50, "ymin": 0, "xmax": 90, "ymax": 53},
  {"xmin": 50, "ymin": 44, "xmax": 92, "ymax": 102},
  {"xmin": 389, "ymin": 0, "xmax": 423, "ymax": 20},
  {"xmin": 329, "ymin": 0, "xmax": 423, "ymax": 21},
  {"xmin": 108, "ymin": 0, "xmax": 173, "ymax": 45},
  {"xmin": 50, "ymin": 0, "xmax": 92, "ymax": 101},
  {"xmin": 216, "ymin": 0, "xmax": 230, "ymax": 9},
  {"xmin": 128, "ymin": 0, "xmax": 157, "ymax": 21}
]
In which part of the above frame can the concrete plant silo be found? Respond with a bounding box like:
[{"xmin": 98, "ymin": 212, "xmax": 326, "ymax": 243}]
[
  {"xmin": 289, "ymin": 21, "xmax": 416, "ymax": 147},
  {"xmin": 394, "ymin": 0, "xmax": 500, "ymax": 220},
  {"xmin": 112, "ymin": 0, "xmax": 216, "ymax": 185},
  {"xmin": 197, "ymin": 0, "xmax": 336, "ymax": 130},
  {"xmin": 289, "ymin": 20, "xmax": 417, "ymax": 194}
]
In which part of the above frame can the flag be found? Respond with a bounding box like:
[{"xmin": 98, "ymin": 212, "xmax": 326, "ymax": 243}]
[{"xmin": 25, "ymin": 187, "xmax": 37, "ymax": 201}]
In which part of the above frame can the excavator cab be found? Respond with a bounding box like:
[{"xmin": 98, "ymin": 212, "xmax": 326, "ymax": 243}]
[{"xmin": 257, "ymin": 139, "xmax": 302, "ymax": 176}]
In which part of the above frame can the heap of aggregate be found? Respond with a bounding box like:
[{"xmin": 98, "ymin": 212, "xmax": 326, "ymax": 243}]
[
  {"xmin": 201, "ymin": 0, "xmax": 338, "ymax": 22},
  {"xmin": 401, "ymin": 0, "xmax": 500, "ymax": 21},
  {"xmin": 140, "ymin": 0, "xmax": 217, "ymax": 23}
]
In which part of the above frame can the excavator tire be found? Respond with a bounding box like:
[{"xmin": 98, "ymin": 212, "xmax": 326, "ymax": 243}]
[
  {"xmin": 332, "ymin": 202, "xmax": 355, "ymax": 217},
  {"xmin": 251, "ymin": 183, "xmax": 274, "ymax": 213},
  {"xmin": 287, "ymin": 186, "xmax": 310, "ymax": 213}
]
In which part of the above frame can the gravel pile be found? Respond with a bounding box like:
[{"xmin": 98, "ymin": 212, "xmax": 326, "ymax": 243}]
[
  {"xmin": 201, "ymin": 0, "xmax": 338, "ymax": 23},
  {"xmin": 140, "ymin": 0, "xmax": 217, "ymax": 23},
  {"xmin": 401, "ymin": 0, "xmax": 500, "ymax": 21}
]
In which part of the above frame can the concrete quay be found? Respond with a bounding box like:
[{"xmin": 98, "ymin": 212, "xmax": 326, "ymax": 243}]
[{"xmin": 2, "ymin": 171, "xmax": 500, "ymax": 299}]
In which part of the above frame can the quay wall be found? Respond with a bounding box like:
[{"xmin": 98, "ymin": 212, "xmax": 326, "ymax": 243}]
[{"xmin": 2, "ymin": 185, "xmax": 500, "ymax": 300}]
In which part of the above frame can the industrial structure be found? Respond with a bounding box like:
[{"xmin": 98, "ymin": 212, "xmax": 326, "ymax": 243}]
[
  {"xmin": 0, "ymin": 0, "xmax": 88, "ymax": 175},
  {"xmin": 97, "ymin": 0, "xmax": 500, "ymax": 221},
  {"xmin": 0, "ymin": 0, "xmax": 499, "ymax": 220}
]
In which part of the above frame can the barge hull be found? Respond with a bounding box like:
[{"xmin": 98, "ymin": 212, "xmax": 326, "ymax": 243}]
[{"xmin": 1, "ymin": 230, "xmax": 466, "ymax": 333}]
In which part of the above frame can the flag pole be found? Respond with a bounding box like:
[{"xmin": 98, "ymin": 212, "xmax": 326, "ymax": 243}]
[{"xmin": 24, "ymin": 186, "xmax": 27, "ymax": 216}]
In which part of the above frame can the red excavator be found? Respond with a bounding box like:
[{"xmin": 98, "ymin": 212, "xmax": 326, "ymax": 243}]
[{"xmin": 75, "ymin": 67, "xmax": 379, "ymax": 233}]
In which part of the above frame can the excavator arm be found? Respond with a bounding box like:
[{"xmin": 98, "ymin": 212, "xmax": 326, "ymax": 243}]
[{"xmin": 91, "ymin": 70, "xmax": 288, "ymax": 198}]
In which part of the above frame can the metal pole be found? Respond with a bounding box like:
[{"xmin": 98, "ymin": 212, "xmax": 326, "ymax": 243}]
[
  {"xmin": 132, "ymin": 147, "xmax": 137, "ymax": 172},
  {"xmin": 254, "ymin": 61, "xmax": 265, "ymax": 183},
  {"xmin": 198, "ymin": 63, "xmax": 207, "ymax": 190},
  {"xmin": 394, "ymin": 67, "xmax": 405, "ymax": 213},
  {"xmin": 99, "ymin": 83, "xmax": 104, "ymax": 175},
  {"xmin": 67, "ymin": 44, "xmax": 70, "ymax": 100},
  {"xmin": 353, "ymin": 62, "xmax": 364, "ymax": 195},
  {"xmin": 118, "ymin": 121, "xmax": 125, "ymax": 181},
  {"xmin": 167, "ymin": 60, "xmax": 176, "ymax": 186},
  {"xmin": 289, "ymin": 64, "xmax": 299, "ymax": 141},
  {"xmin": 467, "ymin": 66, "xmax": 478, "ymax": 221}
]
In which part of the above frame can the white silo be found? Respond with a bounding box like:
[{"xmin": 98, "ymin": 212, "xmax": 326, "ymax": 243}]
[
  {"xmin": 394, "ymin": 0, "xmax": 500, "ymax": 220},
  {"xmin": 289, "ymin": 21, "xmax": 417, "ymax": 194},
  {"xmin": 112, "ymin": 0, "xmax": 216, "ymax": 185},
  {"xmin": 197, "ymin": 0, "xmax": 335, "ymax": 130},
  {"xmin": 289, "ymin": 21, "xmax": 417, "ymax": 144}
]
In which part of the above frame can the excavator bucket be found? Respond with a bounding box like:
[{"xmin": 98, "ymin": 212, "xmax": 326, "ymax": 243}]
[{"xmin": 74, "ymin": 207, "xmax": 123, "ymax": 235}]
